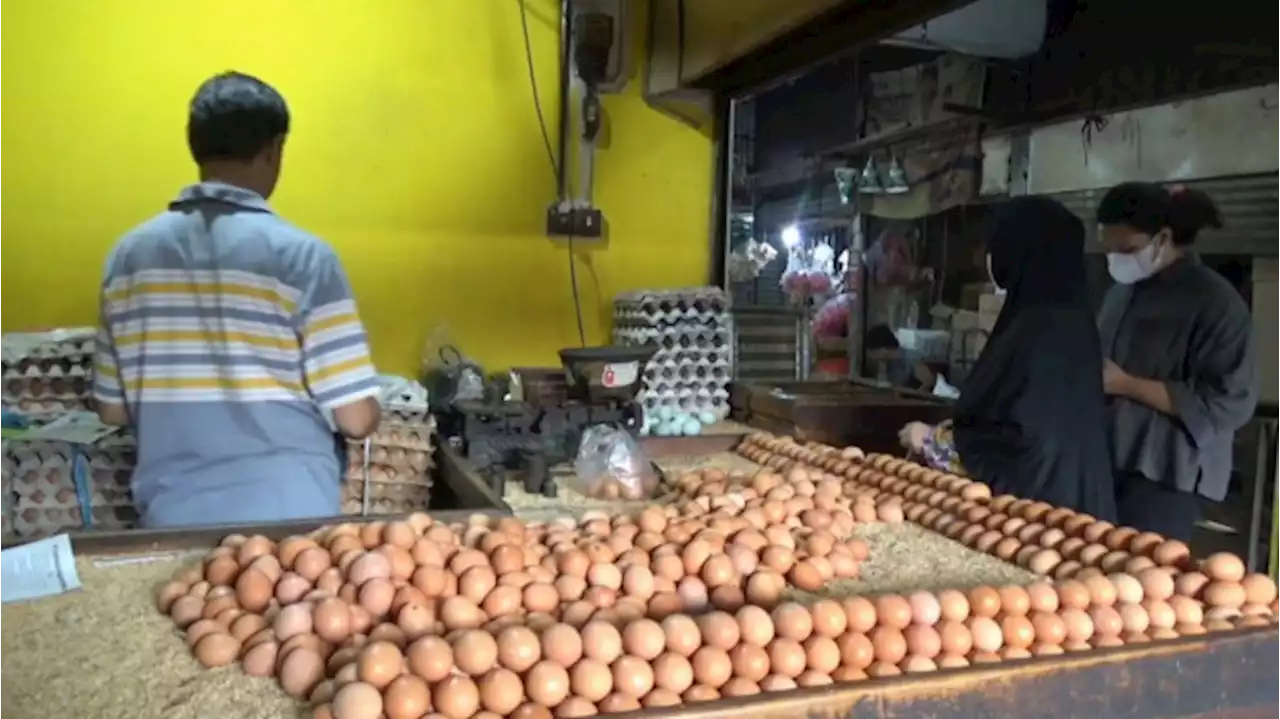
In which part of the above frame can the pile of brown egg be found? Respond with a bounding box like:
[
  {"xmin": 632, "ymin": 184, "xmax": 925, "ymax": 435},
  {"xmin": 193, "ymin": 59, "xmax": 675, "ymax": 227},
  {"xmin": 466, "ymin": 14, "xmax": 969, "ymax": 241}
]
[
  {"xmin": 153, "ymin": 431, "xmax": 1278, "ymax": 719},
  {"xmin": 737, "ymin": 432, "xmax": 1280, "ymax": 636},
  {"xmin": 154, "ymin": 465, "xmax": 892, "ymax": 719}
]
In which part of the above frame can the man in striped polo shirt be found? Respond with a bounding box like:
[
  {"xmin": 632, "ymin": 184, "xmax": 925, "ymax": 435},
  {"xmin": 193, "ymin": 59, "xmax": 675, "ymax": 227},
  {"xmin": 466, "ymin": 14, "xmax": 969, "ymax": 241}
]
[{"xmin": 93, "ymin": 72, "xmax": 382, "ymax": 527}]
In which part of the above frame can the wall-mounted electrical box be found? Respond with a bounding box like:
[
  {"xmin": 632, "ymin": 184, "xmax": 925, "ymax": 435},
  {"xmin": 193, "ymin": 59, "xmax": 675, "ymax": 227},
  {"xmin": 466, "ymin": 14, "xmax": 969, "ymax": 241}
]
[{"xmin": 572, "ymin": 0, "xmax": 630, "ymax": 93}]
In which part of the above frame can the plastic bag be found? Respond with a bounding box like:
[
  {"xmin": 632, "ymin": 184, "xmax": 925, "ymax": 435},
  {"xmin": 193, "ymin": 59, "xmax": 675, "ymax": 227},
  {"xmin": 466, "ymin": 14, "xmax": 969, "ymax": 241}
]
[
  {"xmin": 570, "ymin": 425, "xmax": 660, "ymax": 501},
  {"xmin": 421, "ymin": 326, "xmax": 485, "ymax": 409},
  {"xmin": 813, "ymin": 292, "xmax": 854, "ymax": 340}
]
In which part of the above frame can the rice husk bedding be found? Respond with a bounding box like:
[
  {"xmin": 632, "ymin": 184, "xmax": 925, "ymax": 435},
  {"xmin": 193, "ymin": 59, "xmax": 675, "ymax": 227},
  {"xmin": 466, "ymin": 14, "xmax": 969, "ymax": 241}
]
[{"xmin": 0, "ymin": 553, "xmax": 301, "ymax": 719}]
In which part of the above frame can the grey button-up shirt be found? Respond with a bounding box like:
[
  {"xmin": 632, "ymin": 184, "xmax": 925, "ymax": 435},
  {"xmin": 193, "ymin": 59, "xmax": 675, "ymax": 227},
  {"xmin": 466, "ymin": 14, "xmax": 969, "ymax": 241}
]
[{"xmin": 1098, "ymin": 256, "xmax": 1258, "ymax": 501}]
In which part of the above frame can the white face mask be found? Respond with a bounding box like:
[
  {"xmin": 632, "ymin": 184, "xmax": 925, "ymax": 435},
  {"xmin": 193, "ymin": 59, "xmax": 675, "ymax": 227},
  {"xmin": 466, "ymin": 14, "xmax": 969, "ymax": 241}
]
[
  {"xmin": 985, "ymin": 255, "xmax": 1007, "ymax": 295},
  {"xmin": 1106, "ymin": 242, "xmax": 1163, "ymax": 285}
]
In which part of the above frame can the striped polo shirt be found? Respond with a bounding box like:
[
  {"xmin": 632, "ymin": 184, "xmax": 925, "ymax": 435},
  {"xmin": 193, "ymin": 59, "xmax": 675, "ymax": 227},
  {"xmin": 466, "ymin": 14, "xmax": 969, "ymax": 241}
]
[{"xmin": 93, "ymin": 181, "xmax": 380, "ymax": 527}]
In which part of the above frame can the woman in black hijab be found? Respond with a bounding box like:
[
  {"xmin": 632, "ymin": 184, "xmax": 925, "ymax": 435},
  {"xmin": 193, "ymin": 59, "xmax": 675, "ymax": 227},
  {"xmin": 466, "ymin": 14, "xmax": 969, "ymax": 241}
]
[{"xmin": 900, "ymin": 196, "xmax": 1117, "ymax": 520}]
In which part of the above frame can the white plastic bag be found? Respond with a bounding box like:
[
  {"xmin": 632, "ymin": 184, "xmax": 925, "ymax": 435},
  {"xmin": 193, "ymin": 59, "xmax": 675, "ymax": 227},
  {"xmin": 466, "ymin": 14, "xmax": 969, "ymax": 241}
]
[{"xmin": 570, "ymin": 425, "xmax": 659, "ymax": 501}]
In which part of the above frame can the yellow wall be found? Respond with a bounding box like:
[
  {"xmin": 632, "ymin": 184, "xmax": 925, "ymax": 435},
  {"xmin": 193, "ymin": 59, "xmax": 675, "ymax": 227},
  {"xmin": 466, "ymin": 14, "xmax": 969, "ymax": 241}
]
[{"xmin": 0, "ymin": 1, "xmax": 712, "ymax": 376}]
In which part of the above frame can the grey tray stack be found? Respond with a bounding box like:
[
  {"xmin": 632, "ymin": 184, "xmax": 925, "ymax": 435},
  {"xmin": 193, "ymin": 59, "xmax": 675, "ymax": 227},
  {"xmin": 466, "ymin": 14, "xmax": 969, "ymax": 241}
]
[
  {"xmin": 611, "ymin": 287, "xmax": 734, "ymax": 436},
  {"xmin": 2, "ymin": 330, "xmax": 96, "ymax": 420},
  {"xmin": 3, "ymin": 434, "xmax": 138, "ymax": 537}
]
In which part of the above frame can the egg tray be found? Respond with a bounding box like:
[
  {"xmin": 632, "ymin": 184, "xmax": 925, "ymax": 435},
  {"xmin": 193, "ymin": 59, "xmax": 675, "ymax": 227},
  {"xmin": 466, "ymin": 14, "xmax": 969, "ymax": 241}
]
[
  {"xmin": 365, "ymin": 420, "xmax": 436, "ymax": 451},
  {"xmin": 11, "ymin": 503, "xmax": 138, "ymax": 537},
  {"xmin": 340, "ymin": 481, "xmax": 431, "ymax": 516},
  {"xmin": 737, "ymin": 432, "xmax": 1278, "ymax": 637},
  {"xmin": 342, "ymin": 464, "xmax": 433, "ymax": 486}
]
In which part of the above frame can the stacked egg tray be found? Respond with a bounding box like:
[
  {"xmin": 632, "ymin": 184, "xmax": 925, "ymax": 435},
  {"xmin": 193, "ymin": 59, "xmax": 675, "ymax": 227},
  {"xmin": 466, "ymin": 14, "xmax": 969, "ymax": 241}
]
[
  {"xmin": 342, "ymin": 409, "xmax": 436, "ymax": 516},
  {"xmin": 1, "ymin": 453, "xmax": 13, "ymax": 536},
  {"xmin": 611, "ymin": 288, "xmax": 734, "ymax": 434},
  {"xmin": 2, "ymin": 434, "xmax": 139, "ymax": 537},
  {"xmin": 2, "ymin": 331, "xmax": 97, "ymax": 419},
  {"xmin": 736, "ymin": 432, "xmax": 1278, "ymax": 656}
]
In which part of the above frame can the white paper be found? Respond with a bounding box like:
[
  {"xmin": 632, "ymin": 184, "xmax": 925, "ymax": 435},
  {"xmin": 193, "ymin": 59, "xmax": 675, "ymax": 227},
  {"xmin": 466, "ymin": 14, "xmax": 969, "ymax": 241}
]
[
  {"xmin": 2, "ymin": 533, "xmax": 82, "ymax": 603},
  {"xmin": 933, "ymin": 373, "xmax": 962, "ymax": 399}
]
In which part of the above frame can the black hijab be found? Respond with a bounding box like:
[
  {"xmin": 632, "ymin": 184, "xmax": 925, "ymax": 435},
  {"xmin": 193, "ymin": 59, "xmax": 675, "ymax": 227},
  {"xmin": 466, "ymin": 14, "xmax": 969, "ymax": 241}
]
[{"xmin": 953, "ymin": 197, "xmax": 1117, "ymax": 520}]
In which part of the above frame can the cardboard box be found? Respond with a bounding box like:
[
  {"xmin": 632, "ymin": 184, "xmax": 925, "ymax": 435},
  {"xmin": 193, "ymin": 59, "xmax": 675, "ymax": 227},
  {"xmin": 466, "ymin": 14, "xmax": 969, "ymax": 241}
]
[{"xmin": 978, "ymin": 292, "xmax": 1005, "ymax": 332}]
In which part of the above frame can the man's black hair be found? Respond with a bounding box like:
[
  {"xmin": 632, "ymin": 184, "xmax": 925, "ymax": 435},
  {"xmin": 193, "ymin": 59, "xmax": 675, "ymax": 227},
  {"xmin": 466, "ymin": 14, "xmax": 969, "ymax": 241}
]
[
  {"xmin": 187, "ymin": 72, "xmax": 290, "ymax": 163},
  {"xmin": 1095, "ymin": 181, "xmax": 1223, "ymax": 247}
]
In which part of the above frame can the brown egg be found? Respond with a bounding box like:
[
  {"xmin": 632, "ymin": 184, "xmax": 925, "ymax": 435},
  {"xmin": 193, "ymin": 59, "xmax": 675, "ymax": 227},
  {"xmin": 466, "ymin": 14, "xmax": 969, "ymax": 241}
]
[
  {"xmin": 280, "ymin": 648, "xmax": 326, "ymax": 698},
  {"xmin": 842, "ymin": 597, "xmax": 878, "ymax": 632},
  {"xmin": 967, "ymin": 587, "xmax": 1001, "ymax": 618},
  {"xmin": 935, "ymin": 589, "xmax": 969, "ymax": 622},
  {"xmin": 734, "ymin": 605, "xmax": 775, "ymax": 647},
  {"xmin": 772, "ymin": 602, "xmax": 814, "ymax": 641},
  {"xmin": 453, "ymin": 629, "xmax": 499, "ymax": 676},
  {"xmin": 660, "ymin": 614, "xmax": 702, "ymax": 657},
  {"xmin": 1173, "ymin": 571, "xmax": 1210, "ymax": 599},
  {"xmin": 690, "ymin": 645, "xmax": 733, "ymax": 688},
  {"xmin": 234, "ymin": 569, "xmax": 274, "ymax": 614},
  {"xmin": 869, "ymin": 626, "xmax": 908, "ymax": 664},
  {"xmin": 1241, "ymin": 574, "xmax": 1279, "ymax": 605},
  {"xmin": 355, "ymin": 641, "xmax": 403, "ymax": 689},
  {"xmin": 1157, "ymin": 539, "xmax": 1192, "ymax": 568},
  {"xmin": 580, "ymin": 620, "xmax": 623, "ymax": 664},
  {"xmin": 1109, "ymin": 573, "xmax": 1144, "ymax": 605},
  {"xmin": 766, "ymin": 638, "xmax": 806, "ymax": 678},
  {"xmin": 569, "ymin": 658, "xmax": 613, "ymax": 701},
  {"xmin": 903, "ymin": 624, "xmax": 942, "ymax": 658},
  {"xmin": 1203, "ymin": 581, "xmax": 1247, "ymax": 610},
  {"xmin": 194, "ymin": 632, "xmax": 241, "ymax": 668},
  {"xmin": 997, "ymin": 586, "xmax": 1031, "ymax": 616},
  {"xmin": 1082, "ymin": 575, "xmax": 1117, "ymax": 606},
  {"xmin": 477, "ymin": 667, "xmax": 525, "ymax": 715},
  {"xmin": 241, "ymin": 640, "xmax": 279, "ymax": 677},
  {"xmin": 1029, "ymin": 611, "xmax": 1067, "ymax": 645},
  {"xmin": 873, "ymin": 595, "xmax": 913, "ymax": 630},
  {"xmin": 540, "ymin": 623, "xmax": 585, "ymax": 667},
  {"xmin": 434, "ymin": 675, "xmax": 481, "ymax": 719},
  {"xmin": 966, "ymin": 616, "xmax": 1003, "ymax": 653},
  {"xmin": 332, "ymin": 681, "xmax": 383, "ymax": 719},
  {"xmin": 523, "ymin": 660, "xmax": 571, "ymax": 707},
  {"xmin": 1001, "ymin": 615, "xmax": 1035, "ymax": 649},
  {"xmin": 1202, "ymin": 553, "xmax": 1246, "ymax": 582}
]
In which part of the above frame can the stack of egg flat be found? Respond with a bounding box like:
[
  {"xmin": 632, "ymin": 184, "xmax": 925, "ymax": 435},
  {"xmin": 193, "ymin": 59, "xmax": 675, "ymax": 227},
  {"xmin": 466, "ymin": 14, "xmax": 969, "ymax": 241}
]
[
  {"xmin": 2, "ymin": 452, "xmax": 13, "ymax": 537},
  {"xmin": 4, "ymin": 434, "xmax": 138, "ymax": 537},
  {"xmin": 342, "ymin": 406, "xmax": 436, "ymax": 515},
  {"xmin": 612, "ymin": 287, "xmax": 734, "ymax": 436},
  {"xmin": 2, "ymin": 329, "xmax": 96, "ymax": 419}
]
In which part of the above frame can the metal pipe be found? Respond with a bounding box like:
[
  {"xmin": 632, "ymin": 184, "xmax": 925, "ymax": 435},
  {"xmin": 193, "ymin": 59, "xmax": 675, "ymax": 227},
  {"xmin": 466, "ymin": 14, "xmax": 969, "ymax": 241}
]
[{"xmin": 556, "ymin": 0, "xmax": 573, "ymax": 201}]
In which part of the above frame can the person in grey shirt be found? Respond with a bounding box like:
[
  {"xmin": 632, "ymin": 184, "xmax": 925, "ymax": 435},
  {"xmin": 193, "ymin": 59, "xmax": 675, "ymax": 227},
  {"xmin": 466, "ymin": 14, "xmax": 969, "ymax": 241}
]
[{"xmin": 1096, "ymin": 183, "xmax": 1259, "ymax": 541}]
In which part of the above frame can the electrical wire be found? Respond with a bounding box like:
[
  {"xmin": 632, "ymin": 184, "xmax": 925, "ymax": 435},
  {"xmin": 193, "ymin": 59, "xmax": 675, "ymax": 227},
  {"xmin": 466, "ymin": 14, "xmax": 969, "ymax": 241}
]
[
  {"xmin": 518, "ymin": 0, "xmax": 588, "ymax": 347},
  {"xmin": 519, "ymin": 0, "xmax": 560, "ymax": 185}
]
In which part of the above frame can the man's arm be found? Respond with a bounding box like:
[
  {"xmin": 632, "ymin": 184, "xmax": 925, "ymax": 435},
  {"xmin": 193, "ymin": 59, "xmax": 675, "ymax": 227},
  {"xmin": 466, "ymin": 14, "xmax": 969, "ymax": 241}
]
[
  {"xmin": 299, "ymin": 250, "xmax": 381, "ymax": 439},
  {"xmin": 92, "ymin": 324, "xmax": 130, "ymax": 427}
]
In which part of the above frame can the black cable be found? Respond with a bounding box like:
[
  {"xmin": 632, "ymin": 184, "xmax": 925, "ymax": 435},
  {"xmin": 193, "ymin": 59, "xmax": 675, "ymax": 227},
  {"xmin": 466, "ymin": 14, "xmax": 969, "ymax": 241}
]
[
  {"xmin": 519, "ymin": 0, "xmax": 560, "ymax": 185},
  {"xmin": 519, "ymin": 0, "xmax": 587, "ymax": 348}
]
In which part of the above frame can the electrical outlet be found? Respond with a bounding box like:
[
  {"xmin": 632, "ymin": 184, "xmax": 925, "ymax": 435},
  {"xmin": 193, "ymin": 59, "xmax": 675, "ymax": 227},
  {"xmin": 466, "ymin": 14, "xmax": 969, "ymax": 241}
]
[
  {"xmin": 571, "ymin": 0, "xmax": 628, "ymax": 93},
  {"xmin": 545, "ymin": 204, "xmax": 604, "ymax": 239}
]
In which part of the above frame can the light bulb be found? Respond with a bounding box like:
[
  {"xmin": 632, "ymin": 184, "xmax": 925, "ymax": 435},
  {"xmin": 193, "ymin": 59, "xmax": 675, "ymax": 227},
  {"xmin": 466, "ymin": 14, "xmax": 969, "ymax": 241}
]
[{"xmin": 781, "ymin": 225, "xmax": 801, "ymax": 248}]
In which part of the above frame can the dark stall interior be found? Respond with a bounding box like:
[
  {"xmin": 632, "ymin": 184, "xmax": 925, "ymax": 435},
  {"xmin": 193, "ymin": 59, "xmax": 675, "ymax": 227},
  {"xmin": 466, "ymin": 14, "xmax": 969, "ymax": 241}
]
[{"xmin": 725, "ymin": 0, "xmax": 1277, "ymax": 568}]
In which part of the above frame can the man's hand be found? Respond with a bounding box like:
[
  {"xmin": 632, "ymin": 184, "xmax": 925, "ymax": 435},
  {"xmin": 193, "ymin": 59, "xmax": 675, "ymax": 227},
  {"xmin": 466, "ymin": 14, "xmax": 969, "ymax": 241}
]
[
  {"xmin": 1103, "ymin": 359, "xmax": 1132, "ymax": 396},
  {"xmin": 898, "ymin": 421, "xmax": 931, "ymax": 454}
]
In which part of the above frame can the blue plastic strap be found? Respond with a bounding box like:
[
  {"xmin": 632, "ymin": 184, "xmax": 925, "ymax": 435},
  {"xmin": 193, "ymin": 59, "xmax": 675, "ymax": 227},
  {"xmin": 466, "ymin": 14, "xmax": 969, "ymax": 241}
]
[{"xmin": 71, "ymin": 448, "xmax": 94, "ymax": 529}]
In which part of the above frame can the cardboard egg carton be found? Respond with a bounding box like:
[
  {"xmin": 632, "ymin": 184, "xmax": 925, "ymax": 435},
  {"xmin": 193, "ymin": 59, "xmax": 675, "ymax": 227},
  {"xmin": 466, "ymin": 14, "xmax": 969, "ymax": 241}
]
[
  {"xmin": 2, "ymin": 455, "xmax": 13, "ymax": 537},
  {"xmin": 12, "ymin": 504, "xmax": 138, "ymax": 537},
  {"xmin": 341, "ymin": 481, "xmax": 431, "ymax": 516},
  {"xmin": 343, "ymin": 462, "xmax": 433, "ymax": 486},
  {"xmin": 3, "ymin": 436, "xmax": 138, "ymax": 536},
  {"xmin": 2, "ymin": 329, "xmax": 97, "ymax": 415}
]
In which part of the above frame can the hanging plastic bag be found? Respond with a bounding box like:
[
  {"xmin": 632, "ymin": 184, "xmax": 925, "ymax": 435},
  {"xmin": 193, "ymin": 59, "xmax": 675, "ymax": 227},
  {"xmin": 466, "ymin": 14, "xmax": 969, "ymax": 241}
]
[
  {"xmin": 421, "ymin": 326, "xmax": 486, "ymax": 410},
  {"xmin": 570, "ymin": 425, "xmax": 660, "ymax": 501},
  {"xmin": 813, "ymin": 292, "xmax": 855, "ymax": 340}
]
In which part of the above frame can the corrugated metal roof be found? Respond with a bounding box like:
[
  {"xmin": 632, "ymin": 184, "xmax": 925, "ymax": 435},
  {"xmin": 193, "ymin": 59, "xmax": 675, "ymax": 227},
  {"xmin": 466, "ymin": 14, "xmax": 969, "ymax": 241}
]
[{"xmin": 1051, "ymin": 174, "xmax": 1278, "ymax": 256}]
